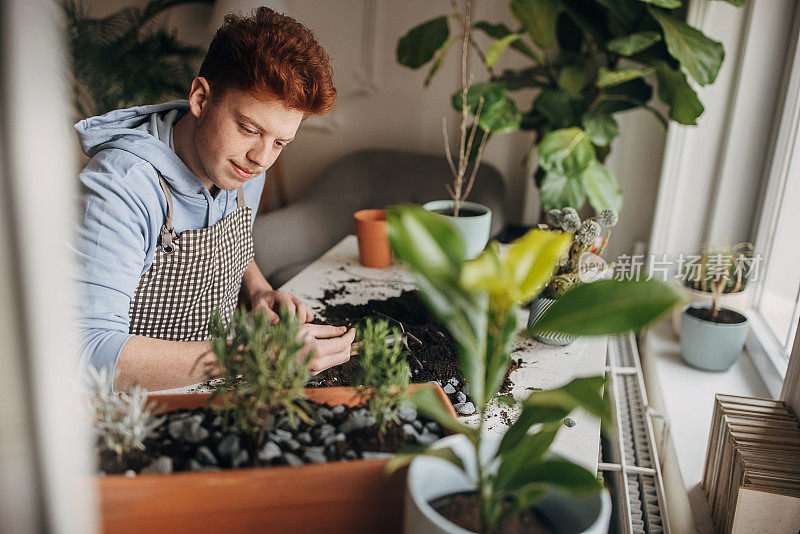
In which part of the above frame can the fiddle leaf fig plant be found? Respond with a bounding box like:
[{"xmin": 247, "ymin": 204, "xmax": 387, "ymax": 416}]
[
  {"xmin": 385, "ymin": 205, "xmax": 684, "ymax": 532},
  {"xmin": 397, "ymin": 0, "xmax": 742, "ymax": 213}
]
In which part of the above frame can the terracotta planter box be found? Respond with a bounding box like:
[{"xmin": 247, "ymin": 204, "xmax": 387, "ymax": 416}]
[{"xmin": 97, "ymin": 383, "xmax": 454, "ymax": 534}]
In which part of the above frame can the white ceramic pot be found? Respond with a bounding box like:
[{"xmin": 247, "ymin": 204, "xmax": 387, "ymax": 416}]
[
  {"xmin": 404, "ymin": 435, "xmax": 611, "ymax": 534},
  {"xmin": 423, "ymin": 200, "xmax": 492, "ymax": 260},
  {"xmin": 670, "ymin": 282, "xmax": 750, "ymax": 337}
]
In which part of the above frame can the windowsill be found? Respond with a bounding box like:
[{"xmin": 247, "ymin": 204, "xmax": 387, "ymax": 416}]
[{"xmin": 640, "ymin": 320, "xmax": 770, "ymax": 534}]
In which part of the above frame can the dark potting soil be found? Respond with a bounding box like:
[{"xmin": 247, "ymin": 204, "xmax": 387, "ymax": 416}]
[
  {"xmin": 313, "ymin": 290, "xmax": 520, "ymax": 408},
  {"xmin": 430, "ymin": 491, "xmax": 554, "ymax": 534},
  {"xmin": 99, "ymin": 401, "xmax": 442, "ymax": 476},
  {"xmin": 686, "ymin": 305, "xmax": 747, "ymax": 324},
  {"xmin": 431, "ymin": 207, "xmax": 485, "ymax": 217}
]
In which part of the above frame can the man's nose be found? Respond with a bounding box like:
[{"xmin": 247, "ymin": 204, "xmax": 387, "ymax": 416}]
[{"xmin": 248, "ymin": 139, "xmax": 273, "ymax": 169}]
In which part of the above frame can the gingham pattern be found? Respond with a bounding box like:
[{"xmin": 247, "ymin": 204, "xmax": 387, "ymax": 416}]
[
  {"xmin": 128, "ymin": 176, "xmax": 254, "ymax": 341},
  {"xmin": 527, "ymin": 296, "xmax": 578, "ymax": 346}
]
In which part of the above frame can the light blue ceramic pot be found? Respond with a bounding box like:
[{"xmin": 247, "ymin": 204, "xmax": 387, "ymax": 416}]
[
  {"xmin": 527, "ymin": 296, "xmax": 578, "ymax": 346},
  {"xmin": 423, "ymin": 200, "xmax": 491, "ymax": 260},
  {"xmin": 680, "ymin": 303, "xmax": 749, "ymax": 371}
]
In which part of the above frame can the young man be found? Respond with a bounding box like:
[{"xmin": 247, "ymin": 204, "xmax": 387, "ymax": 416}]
[{"xmin": 73, "ymin": 8, "xmax": 354, "ymax": 392}]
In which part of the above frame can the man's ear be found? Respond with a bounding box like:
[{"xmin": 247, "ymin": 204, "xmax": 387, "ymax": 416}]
[{"xmin": 187, "ymin": 77, "xmax": 213, "ymax": 119}]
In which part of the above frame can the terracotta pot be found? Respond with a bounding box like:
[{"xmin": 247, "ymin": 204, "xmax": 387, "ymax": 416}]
[
  {"xmin": 98, "ymin": 383, "xmax": 454, "ymax": 534},
  {"xmin": 354, "ymin": 209, "xmax": 391, "ymax": 267}
]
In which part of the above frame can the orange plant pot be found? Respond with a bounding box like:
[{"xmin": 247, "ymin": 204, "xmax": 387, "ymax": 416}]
[
  {"xmin": 354, "ymin": 209, "xmax": 391, "ymax": 268},
  {"xmin": 97, "ymin": 383, "xmax": 454, "ymax": 534}
]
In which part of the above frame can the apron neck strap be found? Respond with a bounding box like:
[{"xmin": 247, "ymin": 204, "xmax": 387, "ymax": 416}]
[
  {"xmin": 236, "ymin": 186, "xmax": 245, "ymax": 209},
  {"xmin": 157, "ymin": 172, "xmax": 177, "ymax": 252}
]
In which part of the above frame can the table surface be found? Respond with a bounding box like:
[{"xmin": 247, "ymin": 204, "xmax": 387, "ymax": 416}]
[{"xmin": 159, "ymin": 235, "xmax": 607, "ymax": 472}]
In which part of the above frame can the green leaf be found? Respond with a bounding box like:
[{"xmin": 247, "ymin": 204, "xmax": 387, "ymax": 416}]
[
  {"xmin": 493, "ymin": 67, "xmax": 551, "ymax": 90},
  {"xmin": 452, "ymin": 82, "xmax": 505, "ymax": 116},
  {"xmin": 718, "ymin": 0, "xmax": 745, "ymax": 5},
  {"xmin": 653, "ymin": 61, "xmax": 704, "ymax": 125},
  {"xmin": 485, "ymin": 33, "xmax": 521, "ymax": 69},
  {"xmin": 385, "ymin": 445, "xmax": 466, "ymax": 475},
  {"xmin": 411, "ymin": 388, "xmax": 476, "ymax": 439},
  {"xmin": 531, "ymin": 279, "xmax": 687, "ymax": 335},
  {"xmin": 480, "ymin": 98, "xmax": 523, "ymax": 134},
  {"xmin": 474, "ymin": 21, "xmax": 541, "ymax": 61},
  {"xmin": 397, "ymin": 16, "xmax": 450, "ymax": 69},
  {"xmin": 558, "ymin": 65, "xmax": 589, "ymax": 98},
  {"xmin": 597, "ymin": 67, "xmax": 655, "ymax": 88},
  {"xmin": 387, "ymin": 206, "xmax": 464, "ymax": 283},
  {"xmin": 581, "ymin": 111, "xmax": 619, "ymax": 147},
  {"xmin": 424, "ymin": 36, "xmax": 459, "ymax": 87},
  {"xmin": 556, "ymin": 12, "xmax": 583, "ymax": 54},
  {"xmin": 533, "ymin": 88, "xmax": 583, "ymax": 129},
  {"xmin": 503, "ymin": 458, "xmax": 603, "ymax": 494},
  {"xmin": 648, "ymin": 7, "xmax": 724, "ymax": 86},
  {"xmin": 539, "ymin": 172, "xmax": 587, "ymax": 211},
  {"xmin": 507, "ymin": 230, "xmax": 573, "ymax": 300},
  {"xmin": 606, "ymin": 31, "xmax": 662, "ymax": 56},
  {"xmin": 637, "ymin": 0, "xmax": 681, "ymax": 7},
  {"xmin": 511, "ymin": 0, "xmax": 560, "ymax": 47},
  {"xmin": 497, "ymin": 424, "xmax": 561, "ymax": 484},
  {"xmin": 538, "ymin": 127, "xmax": 596, "ymax": 177},
  {"xmin": 580, "ymin": 161, "xmax": 623, "ymax": 212}
]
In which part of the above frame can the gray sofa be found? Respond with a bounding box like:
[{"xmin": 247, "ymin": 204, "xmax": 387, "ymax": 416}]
[{"xmin": 253, "ymin": 149, "xmax": 506, "ymax": 287}]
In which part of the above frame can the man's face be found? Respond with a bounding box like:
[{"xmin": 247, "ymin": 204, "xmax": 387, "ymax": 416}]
[{"xmin": 191, "ymin": 85, "xmax": 304, "ymax": 191}]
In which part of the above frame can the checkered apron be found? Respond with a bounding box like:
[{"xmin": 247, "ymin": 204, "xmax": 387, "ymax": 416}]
[{"xmin": 128, "ymin": 172, "xmax": 254, "ymax": 340}]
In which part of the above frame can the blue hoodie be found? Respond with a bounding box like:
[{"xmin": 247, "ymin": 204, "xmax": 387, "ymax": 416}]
[{"xmin": 72, "ymin": 100, "xmax": 265, "ymax": 385}]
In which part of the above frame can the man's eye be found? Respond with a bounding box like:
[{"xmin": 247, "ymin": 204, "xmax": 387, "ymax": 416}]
[
  {"xmin": 275, "ymin": 141, "xmax": 285, "ymax": 148},
  {"xmin": 240, "ymin": 125, "xmax": 257, "ymax": 135}
]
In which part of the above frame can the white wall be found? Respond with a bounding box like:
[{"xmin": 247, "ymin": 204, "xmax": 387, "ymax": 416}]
[{"xmin": 82, "ymin": 0, "xmax": 668, "ymax": 258}]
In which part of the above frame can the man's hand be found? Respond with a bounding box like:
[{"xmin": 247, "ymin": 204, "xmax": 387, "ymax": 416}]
[
  {"xmin": 251, "ymin": 289, "xmax": 314, "ymax": 324},
  {"xmin": 298, "ymin": 324, "xmax": 355, "ymax": 374}
]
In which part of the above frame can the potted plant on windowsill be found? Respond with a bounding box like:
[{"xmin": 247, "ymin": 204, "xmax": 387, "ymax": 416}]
[
  {"xmin": 680, "ymin": 266, "xmax": 749, "ymax": 372},
  {"xmin": 528, "ymin": 207, "xmax": 618, "ymax": 345},
  {"xmin": 386, "ymin": 205, "xmax": 683, "ymax": 533},
  {"xmin": 91, "ymin": 310, "xmax": 455, "ymax": 534},
  {"xmin": 671, "ymin": 241, "xmax": 753, "ymax": 336}
]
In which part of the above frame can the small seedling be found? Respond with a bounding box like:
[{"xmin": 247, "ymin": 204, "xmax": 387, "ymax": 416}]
[
  {"xmin": 88, "ymin": 366, "xmax": 165, "ymax": 461},
  {"xmin": 209, "ymin": 307, "xmax": 313, "ymax": 446},
  {"xmin": 353, "ymin": 318, "xmax": 411, "ymax": 437}
]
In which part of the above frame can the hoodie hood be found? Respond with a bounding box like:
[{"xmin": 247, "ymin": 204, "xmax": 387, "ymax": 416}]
[{"xmin": 74, "ymin": 100, "xmax": 204, "ymax": 198}]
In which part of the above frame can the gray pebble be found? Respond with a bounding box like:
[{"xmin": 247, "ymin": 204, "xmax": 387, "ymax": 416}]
[
  {"xmin": 443, "ymin": 383, "xmax": 456, "ymax": 395},
  {"xmin": 182, "ymin": 424, "xmax": 209, "ymax": 444},
  {"xmin": 412, "ymin": 420, "xmax": 424, "ymax": 432},
  {"xmin": 331, "ymin": 405, "xmax": 346, "ymax": 416},
  {"xmin": 456, "ymin": 402, "xmax": 476, "ymax": 415},
  {"xmin": 455, "ymin": 391, "xmax": 467, "ymax": 404},
  {"xmin": 258, "ymin": 442, "xmax": 282, "ymax": 462},
  {"xmin": 317, "ymin": 407, "xmax": 334, "ymax": 420},
  {"xmin": 297, "ymin": 432, "xmax": 312, "ymax": 445},
  {"xmin": 195, "ymin": 446, "xmax": 218, "ymax": 466},
  {"xmin": 141, "ymin": 456, "xmax": 173, "ymax": 474},
  {"xmin": 283, "ymin": 453, "xmax": 304, "ymax": 467},
  {"xmin": 216, "ymin": 434, "xmax": 241, "ymax": 463},
  {"xmin": 187, "ymin": 458, "xmax": 219, "ymax": 472},
  {"xmin": 397, "ymin": 403, "xmax": 417, "ymax": 423},
  {"xmin": 167, "ymin": 419, "xmax": 184, "ymax": 440},
  {"xmin": 417, "ymin": 430, "xmax": 438, "ymax": 446},
  {"xmin": 124, "ymin": 470, "xmax": 136, "ymax": 478},
  {"xmin": 402, "ymin": 423, "xmax": 419, "ymax": 440},
  {"xmin": 272, "ymin": 429, "xmax": 292, "ymax": 442},
  {"xmin": 462, "ymin": 382, "xmax": 471, "ymax": 396},
  {"xmin": 324, "ymin": 432, "xmax": 346, "ymax": 446},
  {"xmin": 211, "ymin": 416, "xmax": 223, "ymax": 428},
  {"xmin": 344, "ymin": 450, "xmax": 358, "ymax": 460},
  {"xmin": 283, "ymin": 439, "xmax": 301, "ymax": 452},
  {"xmin": 362, "ymin": 452, "xmax": 391, "ymax": 460},
  {"xmin": 425, "ymin": 421, "xmax": 441, "ymax": 434},
  {"xmin": 231, "ymin": 449, "xmax": 250, "ymax": 469},
  {"xmin": 428, "ymin": 380, "xmax": 443, "ymax": 387},
  {"xmin": 563, "ymin": 417, "xmax": 577, "ymax": 427},
  {"xmin": 448, "ymin": 377, "xmax": 460, "ymax": 388},
  {"xmin": 212, "ymin": 431, "xmax": 223, "ymax": 441},
  {"xmin": 339, "ymin": 413, "xmax": 374, "ymax": 434},
  {"xmin": 313, "ymin": 424, "xmax": 335, "ymax": 440},
  {"xmin": 303, "ymin": 447, "xmax": 327, "ymax": 464}
]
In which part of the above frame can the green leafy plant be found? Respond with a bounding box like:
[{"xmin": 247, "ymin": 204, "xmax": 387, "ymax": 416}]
[
  {"xmin": 385, "ymin": 205, "xmax": 684, "ymax": 532},
  {"xmin": 59, "ymin": 0, "xmax": 211, "ymax": 119},
  {"xmin": 88, "ymin": 366, "xmax": 165, "ymax": 460},
  {"xmin": 397, "ymin": 0, "xmax": 742, "ymax": 213},
  {"xmin": 682, "ymin": 241, "xmax": 754, "ymax": 294},
  {"xmin": 208, "ymin": 307, "xmax": 313, "ymax": 447},
  {"xmin": 353, "ymin": 319, "xmax": 411, "ymax": 436},
  {"xmin": 540, "ymin": 206, "xmax": 618, "ymax": 298}
]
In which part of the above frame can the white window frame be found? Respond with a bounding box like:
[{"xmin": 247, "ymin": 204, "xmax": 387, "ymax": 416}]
[{"xmin": 745, "ymin": 6, "xmax": 800, "ymax": 397}]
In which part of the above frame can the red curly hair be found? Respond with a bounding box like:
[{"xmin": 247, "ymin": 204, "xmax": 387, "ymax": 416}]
[{"xmin": 200, "ymin": 7, "xmax": 337, "ymax": 116}]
